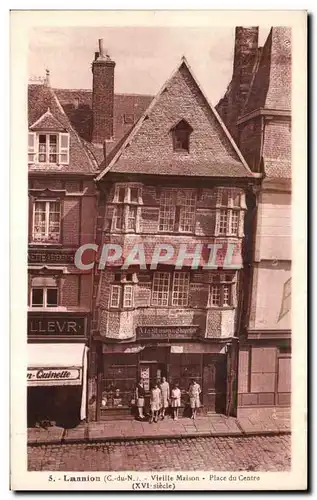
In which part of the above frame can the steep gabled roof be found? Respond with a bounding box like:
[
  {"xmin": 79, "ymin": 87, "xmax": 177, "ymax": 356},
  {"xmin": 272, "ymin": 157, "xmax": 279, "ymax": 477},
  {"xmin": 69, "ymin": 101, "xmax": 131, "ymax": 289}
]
[
  {"xmin": 242, "ymin": 27, "xmax": 291, "ymax": 114},
  {"xmin": 28, "ymin": 84, "xmax": 97, "ymax": 174},
  {"xmin": 96, "ymin": 57, "xmax": 254, "ymax": 181}
]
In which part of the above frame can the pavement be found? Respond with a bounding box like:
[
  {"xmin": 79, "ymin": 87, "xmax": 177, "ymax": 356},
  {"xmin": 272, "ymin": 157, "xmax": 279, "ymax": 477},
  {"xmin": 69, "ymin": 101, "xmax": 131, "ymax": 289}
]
[
  {"xmin": 28, "ymin": 435, "xmax": 291, "ymax": 472},
  {"xmin": 28, "ymin": 407, "xmax": 291, "ymax": 445}
]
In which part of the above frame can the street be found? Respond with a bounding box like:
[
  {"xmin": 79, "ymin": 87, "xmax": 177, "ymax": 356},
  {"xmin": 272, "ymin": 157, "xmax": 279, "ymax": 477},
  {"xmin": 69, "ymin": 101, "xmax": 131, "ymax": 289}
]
[{"xmin": 28, "ymin": 434, "xmax": 290, "ymax": 472}]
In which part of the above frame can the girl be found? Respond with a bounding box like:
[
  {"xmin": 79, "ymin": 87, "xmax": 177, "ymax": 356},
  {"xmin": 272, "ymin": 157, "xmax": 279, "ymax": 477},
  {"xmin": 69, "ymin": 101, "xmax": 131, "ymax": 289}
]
[
  {"xmin": 170, "ymin": 383, "xmax": 181, "ymax": 420},
  {"xmin": 188, "ymin": 379, "xmax": 201, "ymax": 420},
  {"xmin": 149, "ymin": 382, "xmax": 161, "ymax": 423}
]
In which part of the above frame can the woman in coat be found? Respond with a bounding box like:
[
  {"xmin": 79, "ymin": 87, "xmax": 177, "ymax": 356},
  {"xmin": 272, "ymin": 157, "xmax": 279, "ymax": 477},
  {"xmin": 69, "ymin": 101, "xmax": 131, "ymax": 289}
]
[
  {"xmin": 135, "ymin": 378, "xmax": 146, "ymax": 420},
  {"xmin": 159, "ymin": 376, "xmax": 170, "ymax": 420}
]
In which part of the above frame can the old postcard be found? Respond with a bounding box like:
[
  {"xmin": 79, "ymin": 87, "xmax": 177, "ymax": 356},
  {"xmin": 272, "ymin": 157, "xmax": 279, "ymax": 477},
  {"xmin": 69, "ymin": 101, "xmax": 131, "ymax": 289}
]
[{"xmin": 10, "ymin": 9, "xmax": 307, "ymax": 491}]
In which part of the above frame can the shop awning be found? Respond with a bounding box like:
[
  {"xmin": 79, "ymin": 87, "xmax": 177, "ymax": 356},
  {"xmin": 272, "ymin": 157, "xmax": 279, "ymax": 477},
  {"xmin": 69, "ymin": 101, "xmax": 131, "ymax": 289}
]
[{"xmin": 28, "ymin": 343, "xmax": 86, "ymax": 387}]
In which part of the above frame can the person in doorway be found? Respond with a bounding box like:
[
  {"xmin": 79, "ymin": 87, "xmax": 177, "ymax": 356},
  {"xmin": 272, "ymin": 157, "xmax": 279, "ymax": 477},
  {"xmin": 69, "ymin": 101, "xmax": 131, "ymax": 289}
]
[
  {"xmin": 149, "ymin": 382, "xmax": 161, "ymax": 423},
  {"xmin": 170, "ymin": 383, "xmax": 181, "ymax": 420},
  {"xmin": 135, "ymin": 378, "xmax": 146, "ymax": 420},
  {"xmin": 159, "ymin": 376, "xmax": 170, "ymax": 420},
  {"xmin": 188, "ymin": 379, "xmax": 201, "ymax": 420}
]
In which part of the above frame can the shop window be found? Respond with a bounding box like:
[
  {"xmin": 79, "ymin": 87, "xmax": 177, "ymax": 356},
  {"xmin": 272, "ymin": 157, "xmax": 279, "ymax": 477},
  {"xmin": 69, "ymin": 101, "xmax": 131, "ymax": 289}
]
[
  {"xmin": 172, "ymin": 119, "xmax": 193, "ymax": 153},
  {"xmin": 158, "ymin": 189, "xmax": 196, "ymax": 233},
  {"xmin": 209, "ymin": 274, "xmax": 234, "ymax": 308},
  {"xmin": 151, "ymin": 271, "xmax": 190, "ymax": 307},
  {"xmin": 101, "ymin": 356, "xmax": 137, "ymax": 409},
  {"xmin": 169, "ymin": 354, "xmax": 202, "ymax": 395},
  {"xmin": 28, "ymin": 132, "xmax": 69, "ymax": 164},
  {"xmin": 32, "ymin": 200, "xmax": 61, "ymax": 243}
]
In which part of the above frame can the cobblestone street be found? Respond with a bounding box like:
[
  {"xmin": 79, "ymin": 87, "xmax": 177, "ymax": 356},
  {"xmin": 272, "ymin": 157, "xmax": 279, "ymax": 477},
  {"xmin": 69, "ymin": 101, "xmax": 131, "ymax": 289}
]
[{"xmin": 28, "ymin": 435, "xmax": 291, "ymax": 472}]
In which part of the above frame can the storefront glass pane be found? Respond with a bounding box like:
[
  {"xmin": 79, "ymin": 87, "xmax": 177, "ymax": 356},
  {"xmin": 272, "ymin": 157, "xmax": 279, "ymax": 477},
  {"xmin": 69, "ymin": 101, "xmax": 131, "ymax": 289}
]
[{"xmin": 101, "ymin": 355, "xmax": 137, "ymax": 409}]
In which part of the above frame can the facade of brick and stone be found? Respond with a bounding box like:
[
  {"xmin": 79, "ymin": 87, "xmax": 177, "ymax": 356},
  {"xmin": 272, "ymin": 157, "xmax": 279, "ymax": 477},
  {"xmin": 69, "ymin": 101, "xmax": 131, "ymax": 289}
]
[
  {"xmin": 89, "ymin": 57, "xmax": 256, "ymax": 421},
  {"xmin": 217, "ymin": 27, "xmax": 292, "ymax": 410}
]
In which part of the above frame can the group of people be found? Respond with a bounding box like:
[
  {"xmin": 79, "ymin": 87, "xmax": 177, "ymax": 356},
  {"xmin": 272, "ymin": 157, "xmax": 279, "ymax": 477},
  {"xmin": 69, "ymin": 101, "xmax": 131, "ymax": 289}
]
[{"xmin": 135, "ymin": 377, "xmax": 202, "ymax": 423}]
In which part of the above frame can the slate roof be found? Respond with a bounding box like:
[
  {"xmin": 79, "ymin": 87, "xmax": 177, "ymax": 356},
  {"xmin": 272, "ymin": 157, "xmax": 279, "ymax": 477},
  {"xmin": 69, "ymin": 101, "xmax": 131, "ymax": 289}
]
[
  {"xmin": 97, "ymin": 57, "xmax": 254, "ymax": 181},
  {"xmin": 28, "ymin": 84, "xmax": 97, "ymax": 174},
  {"xmin": 243, "ymin": 27, "xmax": 291, "ymax": 114},
  {"xmin": 30, "ymin": 108, "xmax": 66, "ymax": 132},
  {"xmin": 262, "ymin": 158, "xmax": 291, "ymax": 180},
  {"xmin": 54, "ymin": 89, "xmax": 153, "ymax": 150}
]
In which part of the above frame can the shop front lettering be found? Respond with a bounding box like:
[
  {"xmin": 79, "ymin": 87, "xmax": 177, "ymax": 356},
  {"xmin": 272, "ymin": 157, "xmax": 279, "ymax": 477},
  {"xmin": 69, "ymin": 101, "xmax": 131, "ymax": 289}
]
[
  {"xmin": 28, "ymin": 315, "xmax": 86, "ymax": 336},
  {"xmin": 27, "ymin": 369, "xmax": 80, "ymax": 381},
  {"xmin": 136, "ymin": 326, "xmax": 199, "ymax": 339},
  {"xmin": 28, "ymin": 251, "xmax": 74, "ymax": 264}
]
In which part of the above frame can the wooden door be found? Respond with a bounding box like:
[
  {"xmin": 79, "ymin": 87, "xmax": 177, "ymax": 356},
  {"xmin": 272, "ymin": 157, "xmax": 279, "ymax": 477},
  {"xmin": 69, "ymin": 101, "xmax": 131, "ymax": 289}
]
[{"xmin": 203, "ymin": 356, "xmax": 227, "ymax": 414}]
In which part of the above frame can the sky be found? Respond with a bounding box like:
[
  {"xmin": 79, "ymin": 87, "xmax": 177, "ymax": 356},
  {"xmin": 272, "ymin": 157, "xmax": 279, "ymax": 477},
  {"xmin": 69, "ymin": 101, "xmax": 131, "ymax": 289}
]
[{"xmin": 29, "ymin": 26, "xmax": 271, "ymax": 106}]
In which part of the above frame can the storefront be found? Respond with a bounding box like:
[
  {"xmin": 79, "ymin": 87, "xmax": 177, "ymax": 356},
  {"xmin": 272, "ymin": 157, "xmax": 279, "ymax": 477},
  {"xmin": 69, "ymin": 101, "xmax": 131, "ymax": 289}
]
[
  {"xmin": 27, "ymin": 343, "xmax": 88, "ymax": 427},
  {"xmin": 97, "ymin": 341, "xmax": 231, "ymax": 420}
]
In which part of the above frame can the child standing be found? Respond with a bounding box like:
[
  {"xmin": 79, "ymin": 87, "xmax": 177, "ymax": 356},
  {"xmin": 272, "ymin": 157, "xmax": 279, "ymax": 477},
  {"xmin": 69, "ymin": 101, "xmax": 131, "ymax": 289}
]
[
  {"xmin": 170, "ymin": 383, "xmax": 181, "ymax": 420},
  {"xmin": 149, "ymin": 382, "xmax": 161, "ymax": 423}
]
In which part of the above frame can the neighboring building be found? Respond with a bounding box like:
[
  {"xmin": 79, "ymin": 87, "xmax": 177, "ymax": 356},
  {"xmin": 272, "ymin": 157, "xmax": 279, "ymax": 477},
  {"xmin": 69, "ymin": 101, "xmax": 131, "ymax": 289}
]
[
  {"xmin": 27, "ymin": 76, "xmax": 97, "ymax": 426},
  {"xmin": 217, "ymin": 27, "xmax": 292, "ymax": 411},
  {"xmin": 27, "ymin": 45, "xmax": 156, "ymax": 427},
  {"xmin": 89, "ymin": 47, "xmax": 256, "ymax": 421}
]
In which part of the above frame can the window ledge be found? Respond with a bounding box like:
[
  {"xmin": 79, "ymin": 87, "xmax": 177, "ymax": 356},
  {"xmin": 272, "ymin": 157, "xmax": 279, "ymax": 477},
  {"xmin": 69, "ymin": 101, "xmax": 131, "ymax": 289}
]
[
  {"xmin": 29, "ymin": 242, "xmax": 62, "ymax": 247},
  {"xmin": 28, "ymin": 306, "xmax": 67, "ymax": 312},
  {"xmin": 207, "ymin": 306, "xmax": 235, "ymax": 311}
]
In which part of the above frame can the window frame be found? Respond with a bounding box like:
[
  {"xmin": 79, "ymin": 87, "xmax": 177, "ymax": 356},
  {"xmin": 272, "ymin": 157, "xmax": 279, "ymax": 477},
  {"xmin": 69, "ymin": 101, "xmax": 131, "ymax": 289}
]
[
  {"xmin": 208, "ymin": 275, "xmax": 235, "ymax": 309},
  {"xmin": 172, "ymin": 120, "xmax": 193, "ymax": 153},
  {"xmin": 151, "ymin": 271, "xmax": 190, "ymax": 308},
  {"xmin": 28, "ymin": 131, "xmax": 70, "ymax": 165},
  {"xmin": 30, "ymin": 286, "xmax": 59, "ymax": 308},
  {"xmin": 32, "ymin": 199, "xmax": 61, "ymax": 243},
  {"xmin": 151, "ymin": 271, "xmax": 171, "ymax": 307},
  {"xmin": 158, "ymin": 189, "xmax": 197, "ymax": 234},
  {"xmin": 109, "ymin": 274, "xmax": 136, "ymax": 310}
]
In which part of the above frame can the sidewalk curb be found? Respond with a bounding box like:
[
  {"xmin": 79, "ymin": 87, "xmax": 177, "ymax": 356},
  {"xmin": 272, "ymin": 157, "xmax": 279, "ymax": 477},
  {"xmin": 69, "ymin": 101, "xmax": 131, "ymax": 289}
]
[{"xmin": 28, "ymin": 429, "xmax": 291, "ymax": 446}]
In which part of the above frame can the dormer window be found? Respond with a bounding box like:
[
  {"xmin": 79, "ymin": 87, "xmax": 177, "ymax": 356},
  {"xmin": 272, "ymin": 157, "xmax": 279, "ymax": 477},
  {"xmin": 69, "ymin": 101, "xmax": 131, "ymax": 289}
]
[
  {"xmin": 172, "ymin": 119, "xmax": 193, "ymax": 153},
  {"xmin": 28, "ymin": 132, "xmax": 70, "ymax": 165}
]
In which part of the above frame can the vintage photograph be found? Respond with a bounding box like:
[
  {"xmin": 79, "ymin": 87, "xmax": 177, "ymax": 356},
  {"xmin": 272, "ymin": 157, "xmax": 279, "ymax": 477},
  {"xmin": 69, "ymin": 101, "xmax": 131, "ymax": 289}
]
[{"xmin": 10, "ymin": 11, "xmax": 305, "ymax": 489}]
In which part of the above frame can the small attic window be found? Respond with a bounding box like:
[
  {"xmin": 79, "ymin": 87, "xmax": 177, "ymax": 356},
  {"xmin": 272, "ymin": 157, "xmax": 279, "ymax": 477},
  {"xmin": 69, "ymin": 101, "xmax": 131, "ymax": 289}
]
[
  {"xmin": 124, "ymin": 113, "xmax": 134, "ymax": 125},
  {"xmin": 172, "ymin": 119, "xmax": 193, "ymax": 153}
]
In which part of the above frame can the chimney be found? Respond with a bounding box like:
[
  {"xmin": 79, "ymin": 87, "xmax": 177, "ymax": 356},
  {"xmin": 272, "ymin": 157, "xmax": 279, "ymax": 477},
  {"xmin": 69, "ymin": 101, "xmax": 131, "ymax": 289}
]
[
  {"xmin": 91, "ymin": 38, "xmax": 116, "ymax": 144},
  {"xmin": 232, "ymin": 27, "xmax": 259, "ymax": 112}
]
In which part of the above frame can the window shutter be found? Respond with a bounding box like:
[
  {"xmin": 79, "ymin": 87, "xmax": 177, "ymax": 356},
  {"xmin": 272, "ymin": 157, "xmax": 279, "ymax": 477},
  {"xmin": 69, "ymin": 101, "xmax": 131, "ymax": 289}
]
[
  {"xmin": 59, "ymin": 132, "xmax": 70, "ymax": 164},
  {"xmin": 28, "ymin": 132, "xmax": 36, "ymax": 163},
  {"xmin": 215, "ymin": 210, "xmax": 220, "ymax": 237}
]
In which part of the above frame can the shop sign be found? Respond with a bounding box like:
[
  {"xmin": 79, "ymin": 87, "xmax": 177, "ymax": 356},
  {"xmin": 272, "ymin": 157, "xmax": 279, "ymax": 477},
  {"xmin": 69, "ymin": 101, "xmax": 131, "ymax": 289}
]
[
  {"xmin": 27, "ymin": 368, "xmax": 82, "ymax": 386},
  {"xmin": 28, "ymin": 250, "xmax": 74, "ymax": 264},
  {"xmin": 136, "ymin": 325, "xmax": 200, "ymax": 340},
  {"xmin": 170, "ymin": 345, "xmax": 184, "ymax": 353},
  {"xmin": 28, "ymin": 314, "xmax": 87, "ymax": 337}
]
